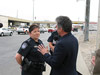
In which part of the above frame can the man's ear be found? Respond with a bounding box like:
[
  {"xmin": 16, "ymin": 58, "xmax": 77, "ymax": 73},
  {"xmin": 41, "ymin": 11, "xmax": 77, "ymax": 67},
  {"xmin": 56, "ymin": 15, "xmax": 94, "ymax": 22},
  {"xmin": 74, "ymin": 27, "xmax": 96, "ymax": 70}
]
[
  {"xmin": 61, "ymin": 27, "xmax": 65, "ymax": 32},
  {"xmin": 60, "ymin": 27, "xmax": 63, "ymax": 31}
]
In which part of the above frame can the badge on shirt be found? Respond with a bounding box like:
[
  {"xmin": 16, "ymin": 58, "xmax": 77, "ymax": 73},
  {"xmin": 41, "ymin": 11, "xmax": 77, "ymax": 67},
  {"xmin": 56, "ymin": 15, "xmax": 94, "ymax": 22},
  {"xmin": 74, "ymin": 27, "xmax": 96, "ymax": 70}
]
[
  {"xmin": 21, "ymin": 43, "xmax": 28, "ymax": 49},
  {"xmin": 34, "ymin": 45, "xmax": 38, "ymax": 48}
]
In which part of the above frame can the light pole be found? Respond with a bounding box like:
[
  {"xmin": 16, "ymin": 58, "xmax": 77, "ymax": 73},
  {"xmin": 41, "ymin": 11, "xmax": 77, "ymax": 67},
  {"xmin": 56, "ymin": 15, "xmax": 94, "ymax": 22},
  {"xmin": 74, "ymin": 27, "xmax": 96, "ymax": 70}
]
[
  {"xmin": 33, "ymin": 0, "xmax": 35, "ymax": 21},
  {"xmin": 16, "ymin": 9, "xmax": 18, "ymax": 18},
  {"xmin": 77, "ymin": 0, "xmax": 90, "ymax": 41},
  {"xmin": 96, "ymin": 0, "xmax": 100, "ymax": 50},
  {"xmin": 84, "ymin": 0, "xmax": 90, "ymax": 41}
]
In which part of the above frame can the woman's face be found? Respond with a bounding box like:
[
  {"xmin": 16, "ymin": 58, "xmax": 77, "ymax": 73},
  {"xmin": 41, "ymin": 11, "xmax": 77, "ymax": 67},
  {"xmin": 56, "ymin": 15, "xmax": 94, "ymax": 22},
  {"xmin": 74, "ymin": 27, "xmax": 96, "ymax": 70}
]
[{"xmin": 29, "ymin": 28, "xmax": 40, "ymax": 39}]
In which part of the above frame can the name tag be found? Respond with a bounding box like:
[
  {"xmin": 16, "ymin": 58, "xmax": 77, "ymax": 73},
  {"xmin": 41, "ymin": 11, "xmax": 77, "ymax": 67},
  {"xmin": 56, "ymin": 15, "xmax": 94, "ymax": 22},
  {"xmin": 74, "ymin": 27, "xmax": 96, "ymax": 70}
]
[{"xmin": 34, "ymin": 45, "xmax": 38, "ymax": 48}]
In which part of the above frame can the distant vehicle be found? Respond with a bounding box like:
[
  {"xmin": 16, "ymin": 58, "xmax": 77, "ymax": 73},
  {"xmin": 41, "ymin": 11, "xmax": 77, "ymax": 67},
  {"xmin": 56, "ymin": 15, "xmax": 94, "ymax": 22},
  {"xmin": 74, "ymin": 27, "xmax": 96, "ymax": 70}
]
[
  {"xmin": 16, "ymin": 26, "xmax": 29, "ymax": 34},
  {"xmin": 48, "ymin": 28, "xmax": 56, "ymax": 33},
  {"xmin": 40, "ymin": 28, "xmax": 45, "ymax": 33},
  {"xmin": 43, "ymin": 28, "xmax": 48, "ymax": 32},
  {"xmin": 72, "ymin": 28, "xmax": 78, "ymax": 32},
  {"xmin": 89, "ymin": 25, "xmax": 97, "ymax": 31},
  {"xmin": 0, "ymin": 28, "xmax": 13, "ymax": 36},
  {"xmin": 83, "ymin": 22, "xmax": 97, "ymax": 31},
  {"xmin": 82, "ymin": 25, "xmax": 97, "ymax": 31}
]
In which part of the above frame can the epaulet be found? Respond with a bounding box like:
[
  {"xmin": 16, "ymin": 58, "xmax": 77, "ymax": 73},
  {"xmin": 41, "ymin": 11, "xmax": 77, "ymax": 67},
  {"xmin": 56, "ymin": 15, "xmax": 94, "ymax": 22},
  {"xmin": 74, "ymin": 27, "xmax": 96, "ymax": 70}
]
[
  {"xmin": 38, "ymin": 39, "xmax": 41, "ymax": 42},
  {"xmin": 25, "ymin": 38, "xmax": 31, "ymax": 45},
  {"xmin": 27, "ymin": 38, "xmax": 31, "ymax": 42}
]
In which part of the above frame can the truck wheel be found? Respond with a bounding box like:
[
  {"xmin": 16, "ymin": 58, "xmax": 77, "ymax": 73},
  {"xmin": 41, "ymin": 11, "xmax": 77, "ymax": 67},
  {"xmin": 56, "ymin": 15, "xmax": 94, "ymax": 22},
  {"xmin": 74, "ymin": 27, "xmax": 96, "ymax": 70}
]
[
  {"xmin": 10, "ymin": 32, "xmax": 13, "ymax": 36},
  {"xmin": 1, "ymin": 32, "xmax": 4, "ymax": 36},
  {"xmin": 25, "ymin": 31, "xmax": 28, "ymax": 34},
  {"xmin": 18, "ymin": 32, "xmax": 20, "ymax": 34}
]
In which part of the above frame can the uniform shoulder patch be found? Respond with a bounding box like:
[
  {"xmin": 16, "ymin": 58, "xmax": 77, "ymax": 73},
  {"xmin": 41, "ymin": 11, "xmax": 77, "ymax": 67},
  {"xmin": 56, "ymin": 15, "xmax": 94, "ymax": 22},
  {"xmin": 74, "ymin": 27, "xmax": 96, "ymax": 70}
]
[{"xmin": 21, "ymin": 42, "xmax": 28, "ymax": 49}]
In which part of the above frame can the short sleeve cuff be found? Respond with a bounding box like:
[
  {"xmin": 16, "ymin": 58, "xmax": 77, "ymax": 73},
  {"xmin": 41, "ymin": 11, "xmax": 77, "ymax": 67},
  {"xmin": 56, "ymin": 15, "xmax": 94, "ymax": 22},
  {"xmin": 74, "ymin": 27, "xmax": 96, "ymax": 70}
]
[{"xmin": 17, "ymin": 51, "xmax": 24, "ymax": 56}]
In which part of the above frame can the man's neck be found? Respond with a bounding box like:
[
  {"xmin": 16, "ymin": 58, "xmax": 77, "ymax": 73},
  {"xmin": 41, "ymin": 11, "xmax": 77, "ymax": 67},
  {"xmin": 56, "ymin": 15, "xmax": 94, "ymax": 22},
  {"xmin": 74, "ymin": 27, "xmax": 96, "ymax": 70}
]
[{"xmin": 60, "ymin": 32, "xmax": 68, "ymax": 37}]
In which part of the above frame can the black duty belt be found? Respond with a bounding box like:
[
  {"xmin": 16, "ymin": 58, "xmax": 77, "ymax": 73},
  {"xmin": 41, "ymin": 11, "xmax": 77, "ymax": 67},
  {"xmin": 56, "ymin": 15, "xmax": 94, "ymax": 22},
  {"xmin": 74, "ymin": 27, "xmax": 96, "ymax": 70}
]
[{"xmin": 31, "ymin": 61, "xmax": 44, "ymax": 65}]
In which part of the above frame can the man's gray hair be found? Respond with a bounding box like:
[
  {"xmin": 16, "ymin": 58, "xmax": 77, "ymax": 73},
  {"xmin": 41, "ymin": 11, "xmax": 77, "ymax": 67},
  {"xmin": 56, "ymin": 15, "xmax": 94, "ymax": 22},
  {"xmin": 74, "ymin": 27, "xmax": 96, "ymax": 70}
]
[{"xmin": 56, "ymin": 16, "xmax": 72, "ymax": 32}]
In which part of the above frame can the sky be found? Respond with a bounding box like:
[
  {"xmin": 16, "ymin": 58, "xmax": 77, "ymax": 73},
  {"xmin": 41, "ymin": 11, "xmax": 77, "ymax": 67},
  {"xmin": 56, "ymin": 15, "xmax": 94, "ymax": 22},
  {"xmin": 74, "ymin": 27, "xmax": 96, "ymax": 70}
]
[{"xmin": 0, "ymin": 0, "xmax": 99, "ymax": 22}]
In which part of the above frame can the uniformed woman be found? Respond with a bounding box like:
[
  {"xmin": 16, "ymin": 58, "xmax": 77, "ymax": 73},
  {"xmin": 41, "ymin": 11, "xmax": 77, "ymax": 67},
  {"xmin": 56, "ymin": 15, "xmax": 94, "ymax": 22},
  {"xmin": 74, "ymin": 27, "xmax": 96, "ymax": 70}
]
[{"xmin": 15, "ymin": 24, "xmax": 45, "ymax": 75}]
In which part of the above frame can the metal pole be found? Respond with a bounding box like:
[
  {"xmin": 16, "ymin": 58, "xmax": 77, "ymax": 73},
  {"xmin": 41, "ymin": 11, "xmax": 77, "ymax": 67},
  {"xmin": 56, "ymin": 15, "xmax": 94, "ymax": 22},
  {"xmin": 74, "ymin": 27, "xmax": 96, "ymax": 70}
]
[
  {"xmin": 96, "ymin": 0, "xmax": 100, "ymax": 49},
  {"xmin": 84, "ymin": 0, "xmax": 90, "ymax": 41},
  {"xmin": 33, "ymin": 0, "xmax": 34, "ymax": 21},
  {"xmin": 16, "ymin": 9, "xmax": 18, "ymax": 18}
]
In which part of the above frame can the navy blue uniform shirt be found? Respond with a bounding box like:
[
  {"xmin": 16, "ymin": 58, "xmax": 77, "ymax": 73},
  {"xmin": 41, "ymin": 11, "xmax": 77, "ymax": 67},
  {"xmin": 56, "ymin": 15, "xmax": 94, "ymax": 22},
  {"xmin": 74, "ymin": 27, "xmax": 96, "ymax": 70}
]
[
  {"xmin": 17, "ymin": 38, "xmax": 45, "ymax": 75},
  {"xmin": 44, "ymin": 32, "xmax": 78, "ymax": 75},
  {"xmin": 18, "ymin": 37, "xmax": 44, "ymax": 62}
]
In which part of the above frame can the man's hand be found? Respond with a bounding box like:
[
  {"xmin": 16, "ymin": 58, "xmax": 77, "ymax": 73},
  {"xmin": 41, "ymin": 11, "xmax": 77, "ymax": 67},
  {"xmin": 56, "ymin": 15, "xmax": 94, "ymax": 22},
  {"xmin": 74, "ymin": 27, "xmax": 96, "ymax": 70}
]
[
  {"xmin": 38, "ymin": 44, "xmax": 49, "ymax": 55},
  {"xmin": 51, "ymin": 46, "xmax": 54, "ymax": 52},
  {"xmin": 91, "ymin": 56, "xmax": 95, "ymax": 66}
]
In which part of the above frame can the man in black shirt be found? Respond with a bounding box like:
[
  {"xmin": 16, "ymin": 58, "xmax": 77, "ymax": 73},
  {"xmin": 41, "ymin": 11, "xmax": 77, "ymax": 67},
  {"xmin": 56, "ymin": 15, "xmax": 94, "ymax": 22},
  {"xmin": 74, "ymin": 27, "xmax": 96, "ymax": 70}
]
[{"xmin": 47, "ymin": 30, "xmax": 60, "ymax": 55}]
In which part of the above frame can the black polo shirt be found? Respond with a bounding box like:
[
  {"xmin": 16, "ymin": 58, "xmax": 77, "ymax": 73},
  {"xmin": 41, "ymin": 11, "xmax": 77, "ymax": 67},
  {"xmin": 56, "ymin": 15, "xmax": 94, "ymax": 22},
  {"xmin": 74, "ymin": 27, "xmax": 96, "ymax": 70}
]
[{"xmin": 48, "ymin": 31, "xmax": 60, "ymax": 46}]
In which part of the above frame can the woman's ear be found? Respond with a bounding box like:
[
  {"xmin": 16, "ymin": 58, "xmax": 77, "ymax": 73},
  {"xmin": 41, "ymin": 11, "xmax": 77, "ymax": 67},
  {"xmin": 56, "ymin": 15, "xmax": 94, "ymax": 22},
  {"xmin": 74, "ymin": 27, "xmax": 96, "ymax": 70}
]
[{"xmin": 29, "ymin": 32, "xmax": 31, "ymax": 36}]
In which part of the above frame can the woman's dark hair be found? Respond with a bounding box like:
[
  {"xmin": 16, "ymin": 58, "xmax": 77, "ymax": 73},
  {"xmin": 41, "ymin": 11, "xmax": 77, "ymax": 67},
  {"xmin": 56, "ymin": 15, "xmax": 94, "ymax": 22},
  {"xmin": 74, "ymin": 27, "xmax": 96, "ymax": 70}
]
[
  {"xmin": 56, "ymin": 16, "xmax": 72, "ymax": 32},
  {"xmin": 29, "ymin": 24, "xmax": 39, "ymax": 33}
]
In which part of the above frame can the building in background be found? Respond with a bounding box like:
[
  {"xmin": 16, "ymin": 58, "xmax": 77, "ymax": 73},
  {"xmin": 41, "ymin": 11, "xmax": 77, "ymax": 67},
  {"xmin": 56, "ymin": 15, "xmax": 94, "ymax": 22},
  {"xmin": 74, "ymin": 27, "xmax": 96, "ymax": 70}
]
[{"xmin": 0, "ymin": 16, "xmax": 8, "ymax": 28}]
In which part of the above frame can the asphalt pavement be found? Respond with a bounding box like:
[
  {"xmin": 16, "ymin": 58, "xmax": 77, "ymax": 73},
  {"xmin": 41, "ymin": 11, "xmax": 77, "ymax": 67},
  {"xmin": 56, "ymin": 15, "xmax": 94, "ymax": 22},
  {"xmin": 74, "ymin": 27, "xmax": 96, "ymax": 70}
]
[
  {"xmin": 0, "ymin": 31, "xmax": 90, "ymax": 75},
  {"xmin": 0, "ymin": 32, "xmax": 50, "ymax": 75}
]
